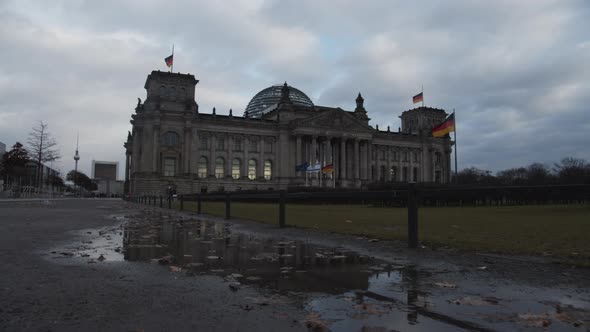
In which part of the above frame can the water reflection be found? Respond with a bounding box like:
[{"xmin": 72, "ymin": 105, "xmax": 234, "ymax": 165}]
[{"xmin": 123, "ymin": 217, "xmax": 380, "ymax": 293}]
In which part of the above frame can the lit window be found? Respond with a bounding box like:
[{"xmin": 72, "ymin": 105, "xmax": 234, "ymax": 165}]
[
  {"xmin": 162, "ymin": 132, "xmax": 179, "ymax": 146},
  {"xmin": 264, "ymin": 160, "xmax": 272, "ymax": 180},
  {"xmin": 232, "ymin": 159, "xmax": 241, "ymax": 179},
  {"xmin": 198, "ymin": 157, "xmax": 208, "ymax": 178},
  {"xmin": 163, "ymin": 158, "xmax": 176, "ymax": 176},
  {"xmin": 248, "ymin": 159, "xmax": 257, "ymax": 180},
  {"xmin": 215, "ymin": 158, "xmax": 225, "ymax": 178},
  {"xmin": 390, "ymin": 167, "xmax": 397, "ymax": 181}
]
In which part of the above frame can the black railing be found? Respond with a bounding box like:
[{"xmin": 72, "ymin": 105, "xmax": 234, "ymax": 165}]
[{"xmin": 129, "ymin": 184, "xmax": 590, "ymax": 249}]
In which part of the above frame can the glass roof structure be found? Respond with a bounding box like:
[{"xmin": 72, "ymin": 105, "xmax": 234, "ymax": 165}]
[{"xmin": 244, "ymin": 84, "xmax": 314, "ymax": 118}]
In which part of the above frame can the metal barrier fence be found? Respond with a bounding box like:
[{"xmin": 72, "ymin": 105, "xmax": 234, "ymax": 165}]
[{"xmin": 129, "ymin": 184, "xmax": 590, "ymax": 249}]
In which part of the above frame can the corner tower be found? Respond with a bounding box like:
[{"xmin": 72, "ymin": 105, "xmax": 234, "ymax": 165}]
[
  {"xmin": 399, "ymin": 106, "xmax": 448, "ymax": 137},
  {"xmin": 142, "ymin": 71, "xmax": 199, "ymax": 114}
]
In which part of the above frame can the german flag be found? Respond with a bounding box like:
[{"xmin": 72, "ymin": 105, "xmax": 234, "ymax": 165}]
[
  {"xmin": 412, "ymin": 92, "xmax": 423, "ymax": 104},
  {"xmin": 321, "ymin": 164, "xmax": 334, "ymax": 173},
  {"xmin": 164, "ymin": 54, "xmax": 173, "ymax": 68},
  {"xmin": 432, "ymin": 113, "xmax": 455, "ymax": 137}
]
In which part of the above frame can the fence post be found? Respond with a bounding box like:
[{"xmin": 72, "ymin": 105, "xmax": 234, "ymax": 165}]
[
  {"xmin": 407, "ymin": 183, "xmax": 419, "ymax": 249},
  {"xmin": 279, "ymin": 190, "xmax": 286, "ymax": 228},
  {"xmin": 197, "ymin": 194, "xmax": 202, "ymax": 214},
  {"xmin": 160, "ymin": 195, "xmax": 163, "ymax": 208},
  {"xmin": 180, "ymin": 195, "xmax": 184, "ymax": 211},
  {"xmin": 225, "ymin": 193, "xmax": 231, "ymax": 220}
]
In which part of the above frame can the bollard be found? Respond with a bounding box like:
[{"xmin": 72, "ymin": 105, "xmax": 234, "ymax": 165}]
[
  {"xmin": 279, "ymin": 190, "xmax": 286, "ymax": 228},
  {"xmin": 197, "ymin": 194, "xmax": 202, "ymax": 214},
  {"xmin": 180, "ymin": 195, "xmax": 184, "ymax": 211},
  {"xmin": 407, "ymin": 183, "xmax": 419, "ymax": 248},
  {"xmin": 225, "ymin": 193, "xmax": 231, "ymax": 220},
  {"xmin": 160, "ymin": 196, "xmax": 163, "ymax": 208}
]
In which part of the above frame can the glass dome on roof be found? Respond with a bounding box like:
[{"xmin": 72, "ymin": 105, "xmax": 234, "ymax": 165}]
[{"xmin": 244, "ymin": 84, "xmax": 314, "ymax": 118}]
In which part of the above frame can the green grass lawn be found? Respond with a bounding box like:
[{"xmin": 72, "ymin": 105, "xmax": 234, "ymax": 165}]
[{"xmin": 179, "ymin": 201, "xmax": 590, "ymax": 262}]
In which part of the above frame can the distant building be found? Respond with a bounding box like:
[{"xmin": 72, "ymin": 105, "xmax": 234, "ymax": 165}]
[
  {"xmin": 91, "ymin": 160, "xmax": 118, "ymax": 180},
  {"xmin": 91, "ymin": 160, "xmax": 123, "ymax": 196},
  {"xmin": 0, "ymin": 141, "xmax": 5, "ymax": 187},
  {"xmin": 125, "ymin": 71, "xmax": 453, "ymax": 195}
]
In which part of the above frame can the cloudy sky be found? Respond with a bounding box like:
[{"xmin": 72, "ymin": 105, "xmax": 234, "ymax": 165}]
[{"xmin": 1, "ymin": 0, "xmax": 588, "ymax": 179}]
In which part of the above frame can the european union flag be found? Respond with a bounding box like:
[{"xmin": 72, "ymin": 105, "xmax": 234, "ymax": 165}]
[{"xmin": 295, "ymin": 162, "xmax": 309, "ymax": 172}]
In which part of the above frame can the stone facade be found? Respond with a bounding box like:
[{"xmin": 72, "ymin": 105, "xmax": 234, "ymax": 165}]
[{"xmin": 124, "ymin": 71, "xmax": 453, "ymax": 195}]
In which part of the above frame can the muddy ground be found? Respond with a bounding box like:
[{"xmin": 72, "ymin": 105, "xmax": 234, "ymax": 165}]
[{"xmin": 0, "ymin": 199, "xmax": 588, "ymax": 331}]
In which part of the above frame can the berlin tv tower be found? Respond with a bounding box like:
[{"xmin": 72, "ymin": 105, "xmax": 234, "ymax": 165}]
[{"xmin": 74, "ymin": 133, "xmax": 80, "ymax": 195}]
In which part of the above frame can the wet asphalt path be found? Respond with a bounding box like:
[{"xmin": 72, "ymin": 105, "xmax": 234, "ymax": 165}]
[
  {"xmin": 0, "ymin": 199, "xmax": 305, "ymax": 332},
  {"xmin": 1, "ymin": 199, "xmax": 589, "ymax": 332}
]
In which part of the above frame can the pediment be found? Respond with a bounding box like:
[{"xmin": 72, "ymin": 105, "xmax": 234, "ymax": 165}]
[{"xmin": 292, "ymin": 109, "xmax": 370, "ymax": 132}]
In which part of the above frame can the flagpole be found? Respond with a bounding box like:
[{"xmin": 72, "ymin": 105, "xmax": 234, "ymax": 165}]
[
  {"xmin": 453, "ymin": 108, "xmax": 458, "ymax": 184},
  {"xmin": 421, "ymin": 84, "xmax": 424, "ymax": 107},
  {"xmin": 333, "ymin": 146, "xmax": 336, "ymax": 189},
  {"xmin": 171, "ymin": 44, "xmax": 174, "ymax": 72}
]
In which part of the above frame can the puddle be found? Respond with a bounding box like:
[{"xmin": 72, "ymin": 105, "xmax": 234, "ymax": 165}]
[
  {"xmin": 51, "ymin": 211, "xmax": 590, "ymax": 331},
  {"xmin": 123, "ymin": 213, "xmax": 382, "ymax": 294}
]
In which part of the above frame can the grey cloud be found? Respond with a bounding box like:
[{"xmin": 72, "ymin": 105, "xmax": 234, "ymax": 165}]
[{"xmin": 0, "ymin": 0, "xmax": 588, "ymax": 178}]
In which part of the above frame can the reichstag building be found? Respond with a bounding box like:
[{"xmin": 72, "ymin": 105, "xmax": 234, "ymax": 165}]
[{"xmin": 124, "ymin": 71, "xmax": 453, "ymax": 195}]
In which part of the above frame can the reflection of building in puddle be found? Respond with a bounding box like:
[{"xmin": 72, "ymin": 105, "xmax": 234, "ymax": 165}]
[{"xmin": 123, "ymin": 219, "xmax": 376, "ymax": 293}]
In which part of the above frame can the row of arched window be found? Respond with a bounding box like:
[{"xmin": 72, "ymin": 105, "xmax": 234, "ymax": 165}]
[{"xmin": 197, "ymin": 157, "xmax": 272, "ymax": 180}]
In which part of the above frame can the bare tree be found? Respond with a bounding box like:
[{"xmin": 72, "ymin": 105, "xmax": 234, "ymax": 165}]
[{"xmin": 27, "ymin": 121, "xmax": 61, "ymax": 188}]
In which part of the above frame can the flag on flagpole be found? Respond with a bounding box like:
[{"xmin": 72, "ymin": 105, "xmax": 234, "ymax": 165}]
[
  {"xmin": 295, "ymin": 162, "xmax": 309, "ymax": 172},
  {"xmin": 164, "ymin": 54, "xmax": 174, "ymax": 68},
  {"xmin": 321, "ymin": 164, "xmax": 334, "ymax": 173},
  {"xmin": 432, "ymin": 113, "xmax": 455, "ymax": 137},
  {"xmin": 306, "ymin": 163, "xmax": 322, "ymax": 173},
  {"xmin": 412, "ymin": 92, "xmax": 423, "ymax": 104}
]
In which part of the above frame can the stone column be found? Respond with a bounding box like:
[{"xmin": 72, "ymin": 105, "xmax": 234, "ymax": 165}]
[
  {"xmin": 353, "ymin": 139, "xmax": 360, "ymax": 180},
  {"xmin": 132, "ymin": 128, "xmax": 141, "ymax": 173},
  {"xmin": 125, "ymin": 152, "xmax": 130, "ymax": 182},
  {"xmin": 224, "ymin": 135, "xmax": 231, "ymax": 178},
  {"xmin": 340, "ymin": 138, "xmax": 346, "ymax": 180},
  {"xmin": 309, "ymin": 136, "xmax": 318, "ymax": 165},
  {"xmin": 296, "ymin": 135, "xmax": 302, "ymax": 177},
  {"xmin": 386, "ymin": 146, "xmax": 392, "ymax": 181},
  {"xmin": 209, "ymin": 134, "xmax": 216, "ymax": 177},
  {"xmin": 242, "ymin": 136, "xmax": 249, "ymax": 179},
  {"xmin": 153, "ymin": 126, "xmax": 160, "ymax": 173},
  {"xmin": 367, "ymin": 143, "xmax": 372, "ymax": 181},
  {"xmin": 258, "ymin": 137, "xmax": 264, "ymax": 179},
  {"xmin": 184, "ymin": 127, "xmax": 191, "ymax": 174},
  {"xmin": 397, "ymin": 148, "xmax": 402, "ymax": 182}
]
